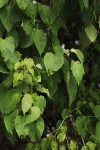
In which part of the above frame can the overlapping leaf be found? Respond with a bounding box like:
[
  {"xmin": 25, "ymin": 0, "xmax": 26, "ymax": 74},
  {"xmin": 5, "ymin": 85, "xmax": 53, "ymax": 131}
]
[
  {"xmin": 32, "ymin": 28, "xmax": 47, "ymax": 55},
  {"xmin": 44, "ymin": 46, "xmax": 64, "ymax": 74},
  {"xmin": 71, "ymin": 60, "xmax": 84, "ymax": 85}
]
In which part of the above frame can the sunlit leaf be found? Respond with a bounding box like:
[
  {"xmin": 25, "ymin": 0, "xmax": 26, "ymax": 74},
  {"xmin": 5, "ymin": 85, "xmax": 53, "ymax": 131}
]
[
  {"xmin": 22, "ymin": 94, "xmax": 33, "ymax": 115},
  {"xmin": 85, "ymin": 24, "xmax": 97, "ymax": 42},
  {"xmin": 0, "ymin": 0, "xmax": 8, "ymax": 8},
  {"xmin": 71, "ymin": 60, "xmax": 84, "ymax": 85}
]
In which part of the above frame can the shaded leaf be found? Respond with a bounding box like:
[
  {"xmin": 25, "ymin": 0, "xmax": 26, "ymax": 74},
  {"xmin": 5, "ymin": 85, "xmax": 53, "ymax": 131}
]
[
  {"xmin": 0, "ymin": 89, "xmax": 22, "ymax": 115},
  {"xmin": 67, "ymin": 75, "xmax": 77, "ymax": 106},
  {"xmin": 25, "ymin": 2, "xmax": 37, "ymax": 19},
  {"xmin": 83, "ymin": 0, "xmax": 89, "ymax": 9},
  {"xmin": 38, "ymin": 4, "xmax": 51, "ymax": 24},
  {"xmin": 4, "ymin": 110, "xmax": 18, "ymax": 135},
  {"xmin": 51, "ymin": 141, "xmax": 58, "ymax": 150},
  {"xmin": 16, "ymin": 0, "xmax": 29, "ymax": 10},
  {"xmin": 32, "ymin": 28, "xmax": 46, "ymax": 55},
  {"xmin": 29, "ymin": 117, "xmax": 44, "ymax": 142},
  {"xmin": 89, "ymin": 103, "xmax": 100, "ymax": 118},
  {"xmin": 76, "ymin": 116, "xmax": 90, "ymax": 137},
  {"xmin": 41, "ymin": 138, "xmax": 50, "ymax": 150},
  {"xmin": 23, "ymin": 19, "xmax": 33, "ymax": 35},
  {"xmin": 95, "ymin": 121, "xmax": 100, "ymax": 141}
]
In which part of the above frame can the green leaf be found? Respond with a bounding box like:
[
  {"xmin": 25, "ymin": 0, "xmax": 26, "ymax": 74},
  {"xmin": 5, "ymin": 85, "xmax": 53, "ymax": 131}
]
[
  {"xmin": 0, "ymin": 36, "xmax": 21, "ymax": 70},
  {"xmin": 21, "ymin": 32, "xmax": 34, "ymax": 48},
  {"xmin": 9, "ymin": 30, "xmax": 19, "ymax": 47},
  {"xmin": 25, "ymin": 143, "xmax": 34, "ymax": 150},
  {"xmin": 71, "ymin": 60, "xmax": 84, "ymax": 85},
  {"xmin": 89, "ymin": 103, "xmax": 100, "ymax": 119},
  {"xmin": 82, "ymin": 7, "xmax": 93, "ymax": 26},
  {"xmin": 15, "ymin": 116, "xmax": 30, "ymax": 137},
  {"xmin": 8, "ymin": 51, "xmax": 21, "ymax": 70},
  {"xmin": 51, "ymin": 141, "xmax": 58, "ymax": 150},
  {"xmin": 86, "ymin": 141, "xmax": 96, "ymax": 150},
  {"xmin": 57, "ymin": 133, "xmax": 66, "ymax": 142},
  {"xmin": 85, "ymin": 24, "xmax": 97, "ymax": 42},
  {"xmin": 0, "ymin": 89, "xmax": 22, "ymax": 115},
  {"xmin": 29, "ymin": 117, "xmax": 44, "ymax": 142},
  {"xmin": 13, "ymin": 72, "xmax": 24, "ymax": 87},
  {"xmin": 16, "ymin": 0, "xmax": 29, "ymax": 10},
  {"xmin": 61, "ymin": 109, "xmax": 69, "ymax": 119},
  {"xmin": 32, "ymin": 93, "xmax": 46, "ymax": 114},
  {"xmin": 69, "ymin": 140, "xmax": 77, "ymax": 150},
  {"xmin": 0, "ymin": 0, "xmax": 8, "ymax": 8},
  {"xmin": 41, "ymin": 138, "xmax": 50, "ymax": 150},
  {"xmin": 63, "ymin": 59, "xmax": 70, "ymax": 83},
  {"xmin": 99, "ymin": 16, "xmax": 100, "ymax": 28},
  {"xmin": 79, "ymin": 28, "xmax": 91, "ymax": 50},
  {"xmin": 78, "ymin": 0, "xmax": 84, "ymax": 12},
  {"xmin": 35, "ymin": 84, "xmax": 50, "ymax": 98},
  {"xmin": 59, "ymin": 145, "xmax": 66, "ymax": 150},
  {"xmin": 38, "ymin": 4, "xmax": 51, "ymax": 24},
  {"xmin": 0, "ymin": 5, "xmax": 21, "ymax": 32},
  {"xmin": 23, "ymin": 19, "xmax": 33, "ymax": 35},
  {"xmin": 0, "ymin": 62, "xmax": 8, "ymax": 73},
  {"xmin": 90, "ymin": 90, "xmax": 100, "ymax": 101},
  {"xmin": 76, "ymin": 116, "xmax": 90, "ymax": 137},
  {"xmin": 81, "ymin": 146, "xmax": 88, "ymax": 150},
  {"xmin": 26, "ymin": 106, "xmax": 41, "ymax": 124},
  {"xmin": 15, "ymin": 107, "xmax": 41, "ymax": 137},
  {"xmin": 61, "ymin": 125, "xmax": 67, "ymax": 134},
  {"xmin": 2, "ymin": 73, "xmax": 13, "ymax": 88},
  {"xmin": 44, "ymin": 46, "xmax": 64, "ymax": 74},
  {"xmin": 50, "ymin": 0, "xmax": 65, "ymax": 24},
  {"xmin": 32, "ymin": 28, "xmax": 46, "ymax": 55},
  {"xmin": 89, "ymin": 103, "xmax": 100, "ymax": 118},
  {"xmin": 4, "ymin": 110, "xmax": 18, "ymax": 135},
  {"xmin": 14, "ymin": 58, "xmax": 34, "ymax": 70},
  {"xmin": 67, "ymin": 75, "xmax": 77, "ymax": 106},
  {"xmin": 51, "ymin": 18, "xmax": 66, "ymax": 36},
  {"xmin": 0, "ymin": 37, "xmax": 15, "ymax": 61},
  {"xmin": 70, "ymin": 49, "xmax": 84, "ymax": 64},
  {"xmin": 83, "ymin": 0, "xmax": 89, "ymax": 9},
  {"xmin": 23, "ymin": 58, "xmax": 34, "ymax": 69},
  {"xmin": 0, "ymin": 7, "xmax": 12, "ymax": 31},
  {"xmin": 26, "ymin": 143, "xmax": 38, "ymax": 150},
  {"xmin": 22, "ymin": 94, "xmax": 33, "ymax": 115},
  {"xmin": 25, "ymin": 2, "xmax": 37, "ymax": 19},
  {"xmin": 95, "ymin": 121, "xmax": 100, "ymax": 141}
]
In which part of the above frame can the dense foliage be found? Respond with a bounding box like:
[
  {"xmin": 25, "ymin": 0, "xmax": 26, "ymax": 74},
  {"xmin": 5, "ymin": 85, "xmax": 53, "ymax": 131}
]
[{"xmin": 0, "ymin": 0, "xmax": 100, "ymax": 149}]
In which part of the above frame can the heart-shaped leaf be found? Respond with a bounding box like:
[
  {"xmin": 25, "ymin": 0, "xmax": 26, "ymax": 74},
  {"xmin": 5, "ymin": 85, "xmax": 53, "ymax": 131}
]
[
  {"xmin": 32, "ymin": 28, "xmax": 46, "ymax": 55},
  {"xmin": 44, "ymin": 46, "xmax": 64, "ymax": 74},
  {"xmin": 71, "ymin": 60, "xmax": 84, "ymax": 85}
]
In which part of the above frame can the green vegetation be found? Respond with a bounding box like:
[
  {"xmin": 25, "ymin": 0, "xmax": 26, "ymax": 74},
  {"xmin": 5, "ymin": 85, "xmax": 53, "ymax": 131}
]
[{"xmin": 0, "ymin": 0, "xmax": 100, "ymax": 149}]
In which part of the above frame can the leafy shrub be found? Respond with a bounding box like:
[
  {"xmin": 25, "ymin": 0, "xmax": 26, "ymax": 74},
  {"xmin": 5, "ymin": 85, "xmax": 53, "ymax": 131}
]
[{"xmin": 0, "ymin": 0, "xmax": 100, "ymax": 149}]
